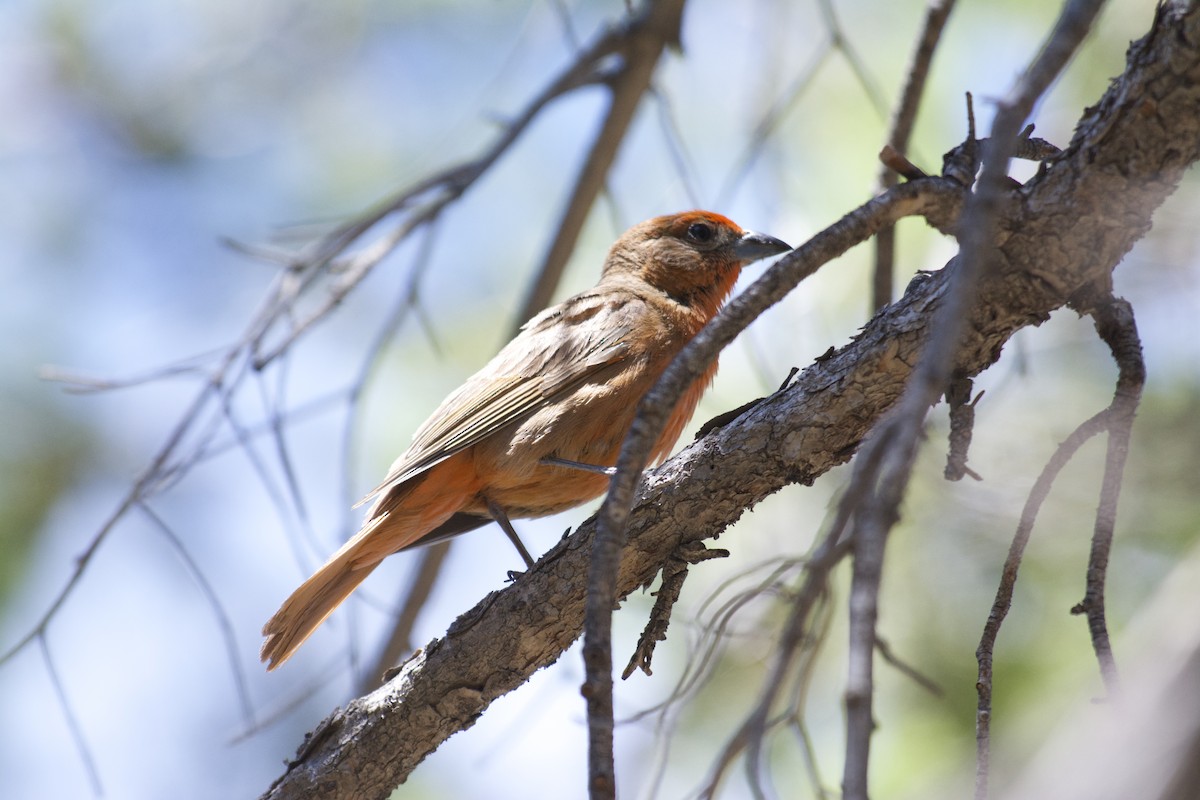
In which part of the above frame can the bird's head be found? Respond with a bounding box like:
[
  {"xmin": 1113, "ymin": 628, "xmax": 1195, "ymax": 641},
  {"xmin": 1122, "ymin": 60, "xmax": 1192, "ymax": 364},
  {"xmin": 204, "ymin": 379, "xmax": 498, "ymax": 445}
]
[{"xmin": 602, "ymin": 211, "xmax": 791, "ymax": 317}]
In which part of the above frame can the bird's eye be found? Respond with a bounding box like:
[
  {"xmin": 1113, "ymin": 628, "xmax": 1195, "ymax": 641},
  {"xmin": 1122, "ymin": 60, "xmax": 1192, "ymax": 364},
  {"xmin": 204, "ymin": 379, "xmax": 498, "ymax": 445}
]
[{"xmin": 686, "ymin": 222, "xmax": 714, "ymax": 243}]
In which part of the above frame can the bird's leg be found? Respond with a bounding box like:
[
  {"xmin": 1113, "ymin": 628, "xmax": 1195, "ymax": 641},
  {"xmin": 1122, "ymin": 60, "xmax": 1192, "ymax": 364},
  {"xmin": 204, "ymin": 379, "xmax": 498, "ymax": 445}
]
[
  {"xmin": 541, "ymin": 456, "xmax": 617, "ymax": 476},
  {"xmin": 486, "ymin": 498, "xmax": 536, "ymax": 570}
]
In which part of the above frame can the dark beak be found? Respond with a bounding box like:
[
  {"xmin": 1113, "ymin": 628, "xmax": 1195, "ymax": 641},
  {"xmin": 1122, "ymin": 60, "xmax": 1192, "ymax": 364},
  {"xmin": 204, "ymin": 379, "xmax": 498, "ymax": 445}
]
[{"xmin": 733, "ymin": 230, "xmax": 792, "ymax": 264}]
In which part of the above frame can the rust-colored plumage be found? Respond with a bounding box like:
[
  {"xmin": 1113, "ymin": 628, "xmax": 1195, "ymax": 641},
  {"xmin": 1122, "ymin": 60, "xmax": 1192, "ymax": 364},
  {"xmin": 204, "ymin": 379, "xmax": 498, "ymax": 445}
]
[{"xmin": 261, "ymin": 211, "xmax": 790, "ymax": 669}]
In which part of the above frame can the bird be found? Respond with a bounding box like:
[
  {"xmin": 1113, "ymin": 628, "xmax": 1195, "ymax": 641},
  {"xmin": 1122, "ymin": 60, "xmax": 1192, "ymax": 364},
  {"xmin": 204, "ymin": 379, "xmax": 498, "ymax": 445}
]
[{"xmin": 260, "ymin": 211, "xmax": 791, "ymax": 669}]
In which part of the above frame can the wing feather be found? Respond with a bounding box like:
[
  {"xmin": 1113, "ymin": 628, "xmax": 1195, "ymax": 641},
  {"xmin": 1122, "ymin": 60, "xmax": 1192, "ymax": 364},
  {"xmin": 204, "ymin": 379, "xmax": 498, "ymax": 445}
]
[{"xmin": 358, "ymin": 291, "xmax": 646, "ymax": 503}]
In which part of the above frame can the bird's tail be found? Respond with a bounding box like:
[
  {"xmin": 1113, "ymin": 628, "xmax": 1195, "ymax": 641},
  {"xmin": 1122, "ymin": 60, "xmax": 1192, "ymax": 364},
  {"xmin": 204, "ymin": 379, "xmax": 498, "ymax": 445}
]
[
  {"xmin": 260, "ymin": 453, "xmax": 479, "ymax": 670},
  {"xmin": 260, "ymin": 520, "xmax": 386, "ymax": 670}
]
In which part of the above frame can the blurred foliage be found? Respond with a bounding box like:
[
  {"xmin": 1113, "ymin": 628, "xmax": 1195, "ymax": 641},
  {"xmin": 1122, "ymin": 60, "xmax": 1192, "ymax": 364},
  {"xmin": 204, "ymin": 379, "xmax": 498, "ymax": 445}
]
[{"xmin": 0, "ymin": 388, "xmax": 93, "ymax": 605}]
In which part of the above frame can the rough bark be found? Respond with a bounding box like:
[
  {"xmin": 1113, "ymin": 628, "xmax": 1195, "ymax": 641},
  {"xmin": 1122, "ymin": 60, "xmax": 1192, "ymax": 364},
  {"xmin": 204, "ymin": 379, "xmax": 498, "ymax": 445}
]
[{"xmin": 262, "ymin": 4, "xmax": 1200, "ymax": 798}]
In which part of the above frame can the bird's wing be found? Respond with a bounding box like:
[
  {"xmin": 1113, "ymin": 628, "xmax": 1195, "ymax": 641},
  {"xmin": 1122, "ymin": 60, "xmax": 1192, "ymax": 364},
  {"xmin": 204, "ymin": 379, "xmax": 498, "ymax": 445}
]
[{"xmin": 359, "ymin": 290, "xmax": 648, "ymax": 504}]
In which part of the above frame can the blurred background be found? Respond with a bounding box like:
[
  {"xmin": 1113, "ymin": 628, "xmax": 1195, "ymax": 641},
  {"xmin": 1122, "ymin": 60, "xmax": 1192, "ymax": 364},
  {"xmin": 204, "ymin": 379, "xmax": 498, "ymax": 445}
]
[{"xmin": 1, "ymin": 0, "xmax": 1197, "ymax": 798}]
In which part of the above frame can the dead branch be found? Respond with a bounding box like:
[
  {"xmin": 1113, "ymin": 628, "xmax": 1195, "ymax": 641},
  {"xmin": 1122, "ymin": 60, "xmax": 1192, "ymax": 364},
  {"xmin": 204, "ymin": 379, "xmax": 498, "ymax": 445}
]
[
  {"xmin": 1070, "ymin": 297, "xmax": 1145, "ymax": 689},
  {"xmin": 622, "ymin": 541, "xmax": 728, "ymax": 680},
  {"xmin": 514, "ymin": 0, "xmax": 687, "ymax": 330},
  {"xmin": 975, "ymin": 295, "xmax": 1144, "ymax": 799},
  {"xmin": 873, "ymin": 0, "xmax": 958, "ymax": 310},
  {"xmin": 973, "ymin": 405, "xmax": 1112, "ymax": 800},
  {"xmin": 944, "ymin": 376, "xmax": 983, "ymax": 480}
]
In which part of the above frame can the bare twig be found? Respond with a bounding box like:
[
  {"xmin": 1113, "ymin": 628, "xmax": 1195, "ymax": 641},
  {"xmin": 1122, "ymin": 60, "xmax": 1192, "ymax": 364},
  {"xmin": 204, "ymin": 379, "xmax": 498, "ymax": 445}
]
[
  {"xmin": 975, "ymin": 294, "xmax": 1142, "ymax": 800},
  {"xmin": 40, "ymin": 635, "xmax": 102, "ymax": 795},
  {"xmin": 650, "ymin": 86, "xmax": 703, "ymax": 208},
  {"xmin": 1069, "ymin": 297, "xmax": 1144, "ymax": 691},
  {"xmin": 717, "ymin": 40, "xmax": 834, "ymax": 207},
  {"xmin": 698, "ymin": 529, "xmax": 851, "ymax": 799},
  {"xmin": 512, "ymin": 0, "xmax": 686, "ymax": 334},
  {"xmin": 817, "ymin": 0, "xmax": 890, "ymax": 120},
  {"xmin": 879, "ymin": 144, "xmax": 929, "ymax": 181},
  {"xmin": 872, "ymin": 0, "xmax": 958, "ymax": 311},
  {"xmin": 139, "ymin": 502, "xmax": 256, "ymax": 726},
  {"xmin": 622, "ymin": 541, "xmax": 728, "ymax": 680},
  {"xmin": 38, "ymin": 349, "xmax": 223, "ymax": 393},
  {"xmin": 0, "ymin": 345, "xmax": 245, "ymax": 668},
  {"xmin": 875, "ymin": 635, "xmax": 943, "ymax": 697},
  {"xmin": 945, "ymin": 376, "xmax": 983, "ymax": 481},
  {"xmin": 631, "ymin": 558, "xmax": 809, "ymax": 799},
  {"xmin": 626, "ymin": 556, "xmax": 806, "ymax": 726},
  {"xmin": 974, "ymin": 408, "xmax": 1111, "ymax": 799}
]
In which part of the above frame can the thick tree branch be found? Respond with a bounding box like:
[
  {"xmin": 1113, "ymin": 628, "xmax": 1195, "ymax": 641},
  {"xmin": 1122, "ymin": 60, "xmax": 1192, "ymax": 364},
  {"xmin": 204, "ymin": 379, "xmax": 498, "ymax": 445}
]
[{"xmin": 261, "ymin": 4, "xmax": 1200, "ymax": 798}]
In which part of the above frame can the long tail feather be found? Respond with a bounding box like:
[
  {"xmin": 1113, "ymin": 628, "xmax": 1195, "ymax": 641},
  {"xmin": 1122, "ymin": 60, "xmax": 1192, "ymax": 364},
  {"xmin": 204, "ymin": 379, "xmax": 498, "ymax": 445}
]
[
  {"xmin": 260, "ymin": 454, "xmax": 480, "ymax": 669},
  {"xmin": 260, "ymin": 524, "xmax": 385, "ymax": 670}
]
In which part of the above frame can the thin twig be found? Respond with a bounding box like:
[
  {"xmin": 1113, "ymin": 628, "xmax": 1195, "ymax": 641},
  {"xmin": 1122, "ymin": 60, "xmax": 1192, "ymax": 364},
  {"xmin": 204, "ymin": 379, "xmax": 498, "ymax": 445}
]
[
  {"xmin": 973, "ymin": 298, "xmax": 1140, "ymax": 800},
  {"xmin": 770, "ymin": 576, "xmax": 837, "ymax": 800},
  {"xmin": 716, "ymin": 39, "xmax": 834, "ymax": 207},
  {"xmin": 974, "ymin": 408, "xmax": 1111, "ymax": 800},
  {"xmin": 650, "ymin": 86, "xmax": 703, "ymax": 209},
  {"xmin": 698, "ymin": 532, "xmax": 852, "ymax": 799},
  {"xmin": 873, "ymin": 0, "xmax": 959, "ymax": 311},
  {"xmin": 0, "ymin": 349, "xmax": 241, "ymax": 668},
  {"xmin": 139, "ymin": 502, "xmax": 256, "ymax": 726},
  {"xmin": 701, "ymin": 436, "xmax": 902, "ymax": 797},
  {"xmin": 636, "ymin": 560, "xmax": 806, "ymax": 800},
  {"xmin": 818, "ymin": 0, "xmax": 890, "ymax": 121},
  {"xmin": 875, "ymin": 635, "xmax": 943, "ymax": 697},
  {"xmin": 622, "ymin": 541, "xmax": 728, "ymax": 680},
  {"xmin": 259, "ymin": 356, "xmax": 311, "ymax": 524},
  {"xmin": 38, "ymin": 349, "xmax": 224, "ymax": 393},
  {"xmin": 1070, "ymin": 297, "xmax": 1144, "ymax": 692},
  {"xmin": 512, "ymin": 0, "xmax": 686, "ymax": 333},
  {"xmin": 944, "ymin": 376, "xmax": 983, "ymax": 481},
  {"xmin": 524, "ymin": 5, "xmax": 690, "ymax": 797},
  {"xmin": 626, "ymin": 557, "xmax": 806, "ymax": 727},
  {"xmin": 41, "ymin": 635, "xmax": 102, "ymax": 795}
]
